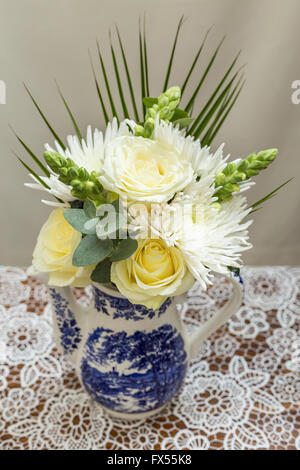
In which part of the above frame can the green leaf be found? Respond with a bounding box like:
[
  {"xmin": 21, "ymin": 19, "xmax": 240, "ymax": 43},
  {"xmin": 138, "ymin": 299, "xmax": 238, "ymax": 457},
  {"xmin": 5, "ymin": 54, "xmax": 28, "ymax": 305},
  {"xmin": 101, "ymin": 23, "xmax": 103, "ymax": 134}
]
[
  {"xmin": 110, "ymin": 238, "xmax": 138, "ymax": 262},
  {"xmin": 23, "ymin": 83, "xmax": 66, "ymax": 150},
  {"xmin": 10, "ymin": 126, "xmax": 50, "ymax": 177},
  {"xmin": 143, "ymin": 97, "xmax": 158, "ymax": 107},
  {"xmin": 172, "ymin": 117, "xmax": 194, "ymax": 129},
  {"xmin": 91, "ymin": 258, "xmax": 112, "ymax": 283},
  {"xmin": 181, "ymin": 27, "xmax": 211, "ymax": 96},
  {"xmin": 84, "ymin": 199, "xmax": 96, "ymax": 218},
  {"xmin": 163, "ymin": 15, "xmax": 184, "ymax": 92},
  {"xmin": 96, "ymin": 213, "xmax": 122, "ymax": 239},
  {"xmin": 170, "ymin": 108, "xmax": 188, "ymax": 121},
  {"xmin": 250, "ymin": 179, "xmax": 293, "ymax": 213},
  {"xmin": 84, "ymin": 217, "xmax": 98, "ymax": 233},
  {"xmin": 96, "ymin": 41, "xmax": 119, "ymax": 122},
  {"xmin": 115, "ymin": 25, "xmax": 140, "ymax": 122},
  {"xmin": 63, "ymin": 209, "xmax": 91, "ymax": 233},
  {"xmin": 184, "ymin": 36, "xmax": 226, "ymax": 113},
  {"xmin": 73, "ymin": 234, "xmax": 113, "ymax": 266},
  {"xmin": 228, "ymin": 266, "xmax": 240, "ymax": 276},
  {"xmin": 109, "ymin": 33, "xmax": 130, "ymax": 119},
  {"xmin": 88, "ymin": 50, "xmax": 109, "ymax": 125},
  {"xmin": 55, "ymin": 80, "xmax": 82, "ymax": 141}
]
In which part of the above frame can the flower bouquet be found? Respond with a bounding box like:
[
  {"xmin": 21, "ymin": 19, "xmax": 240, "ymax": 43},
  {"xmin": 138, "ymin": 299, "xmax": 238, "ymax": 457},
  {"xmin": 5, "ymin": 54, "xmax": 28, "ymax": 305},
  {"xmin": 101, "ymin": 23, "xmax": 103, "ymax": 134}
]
[{"xmin": 14, "ymin": 18, "xmax": 289, "ymax": 417}]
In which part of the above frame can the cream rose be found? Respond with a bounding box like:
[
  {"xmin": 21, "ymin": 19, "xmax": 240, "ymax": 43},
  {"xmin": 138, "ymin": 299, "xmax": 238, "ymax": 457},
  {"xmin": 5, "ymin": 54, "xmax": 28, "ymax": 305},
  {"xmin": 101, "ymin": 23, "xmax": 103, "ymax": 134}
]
[
  {"xmin": 32, "ymin": 208, "xmax": 92, "ymax": 287},
  {"xmin": 111, "ymin": 239, "xmax": 195, "ymax": 309},
  {"xmin": 100, "ymin": 136, "xmax": 193, "ymax": 202}
]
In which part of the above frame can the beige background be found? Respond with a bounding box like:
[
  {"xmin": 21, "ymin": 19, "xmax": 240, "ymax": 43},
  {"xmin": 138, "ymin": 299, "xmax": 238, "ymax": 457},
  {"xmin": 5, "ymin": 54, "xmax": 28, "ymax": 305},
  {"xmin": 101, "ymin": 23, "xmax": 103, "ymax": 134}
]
[{"xmin": 0, "ymin": 0, "xmax": 299, "ymax": 266}]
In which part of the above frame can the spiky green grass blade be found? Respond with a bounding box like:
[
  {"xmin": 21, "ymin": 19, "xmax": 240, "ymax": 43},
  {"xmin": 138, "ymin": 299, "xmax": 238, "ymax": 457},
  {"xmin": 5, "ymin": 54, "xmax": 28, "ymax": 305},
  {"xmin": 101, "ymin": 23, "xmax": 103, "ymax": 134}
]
[
  {"xmin": 139, "ymin": 18, "xmax": 146, "ymax": 117},
  {"xmin": 115, "ymin": 26, "xmax": 139, "ymax": 121},
  {"xmin": 184, "ymin": 36, "xmax": 226, "ymax": 113},
  {"xmin": 14, "ymin": 152, "xmax": 50, "ymax": 189},
  {"xmin": 192, "ymin": 70, "xmax": 242, "ymax": 140},
  {"xmin": 188, "ymin": 52, "xmax": 242, "ymax": 136},
  {"xmin": 96, "ymin": 41, "xmax": 119, "ymax": 123},
  {"xmin": 250, "ymin": 179, "xmax": 293, "ymax": 213},
  {"xmin": 203, "ymin": 78, "xmax": 245, "ymax": 145},
  {"xmin": 181, "ymin": 27, "xmax": 211, "ymax": 97},
  {"xmin": 88, "ymin": 50, "xmax": 109, "ymax": 125},
  {"xmin": 55, "ymin": 80, "xmax": 82, "ymax": 141},
  {"xmin": 143, "ymin": 15, "xmax": 150, "ymax": 97},
  {"xmin": 23, "ymin": 84, "xmax": 66, "ymax": 150},
  {"xmin": 109, "ymin": 32, "xmax": 130, "ymax": 119},
  {"xmin": 10, "ymin": 125, "xmax": 50, "ymax": 177},
  {"xmin": 163, "ymin": 15, "xmax": 184, "ymax": 92},
  {"xmin": 15, "ymin": 151, "xmax": 64, "ymax": 203}
]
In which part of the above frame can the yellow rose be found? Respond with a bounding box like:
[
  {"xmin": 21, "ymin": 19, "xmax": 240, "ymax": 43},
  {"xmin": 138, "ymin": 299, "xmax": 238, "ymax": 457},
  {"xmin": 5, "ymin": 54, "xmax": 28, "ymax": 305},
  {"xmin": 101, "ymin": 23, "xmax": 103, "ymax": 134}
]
[
  {"xmin": 32, "ymin": 208, "xmax": 92, "ymax": 287},
  {"xmin": 111, "ymin": 239, "xmax": 194, "ymax": 309},
  {"xmin": 100, "ymin": 136, "xmax": 193, "ymax": 202}
]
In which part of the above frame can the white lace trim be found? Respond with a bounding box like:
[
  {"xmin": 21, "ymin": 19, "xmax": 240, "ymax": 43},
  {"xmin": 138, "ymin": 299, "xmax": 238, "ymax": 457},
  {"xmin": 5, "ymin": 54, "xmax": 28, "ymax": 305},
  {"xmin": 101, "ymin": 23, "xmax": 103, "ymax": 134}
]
[{"xmin": 0, "ymin": 266, "xmax": 299, "ymax": 450}]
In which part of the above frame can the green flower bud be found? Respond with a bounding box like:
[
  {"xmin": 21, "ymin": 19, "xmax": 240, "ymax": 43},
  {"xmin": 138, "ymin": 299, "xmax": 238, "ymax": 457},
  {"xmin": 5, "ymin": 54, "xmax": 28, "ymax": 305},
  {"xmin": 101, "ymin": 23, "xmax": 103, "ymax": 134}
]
[
  {"xmin": 135, "ymin": 86, "xmax": 182, "ymax": 138},
  {"xmin": 134, "ymin": 125, "xmax": 145, "ymax": 137},
  {"xmin": 214, "ymin": 148, "xmax": 278, "ymax": 203},
  {"xmin": 245, "ymin": 169, "xmax": 259, "ymax": 177},
  {"xmin": 43, "ymin": 150, "xmax": 105, "ymax": 205},
  {"xmin": 237, "ymin": 160, "xmax": 248, "ymax": 172},
  {"xmin": 223, "ymin": 162, "xmax": 236, "ymax": 176},
  {"xmin": 224, "ymin": 183, "xmax": 240, "ymax": 193},
  {"xmin": 215, "ymin": 173, "xmax": 226, "ymax": 187}
]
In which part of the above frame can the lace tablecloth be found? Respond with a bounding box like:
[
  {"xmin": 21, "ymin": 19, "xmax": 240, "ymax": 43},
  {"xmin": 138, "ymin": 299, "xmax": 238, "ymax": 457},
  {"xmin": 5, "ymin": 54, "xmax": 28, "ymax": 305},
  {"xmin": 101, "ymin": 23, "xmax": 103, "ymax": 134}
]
[{"xmin": 0, "ymin": 266, "xmax": 299, "ymax": 450}]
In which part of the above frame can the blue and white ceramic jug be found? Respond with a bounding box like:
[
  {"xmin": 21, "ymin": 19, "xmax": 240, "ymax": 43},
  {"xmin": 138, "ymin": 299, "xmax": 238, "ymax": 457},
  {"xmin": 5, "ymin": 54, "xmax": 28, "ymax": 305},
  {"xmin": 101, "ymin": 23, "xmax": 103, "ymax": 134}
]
[{"xmin": 45, "ymin": 278, "xmax": 242, "ymax": 420}]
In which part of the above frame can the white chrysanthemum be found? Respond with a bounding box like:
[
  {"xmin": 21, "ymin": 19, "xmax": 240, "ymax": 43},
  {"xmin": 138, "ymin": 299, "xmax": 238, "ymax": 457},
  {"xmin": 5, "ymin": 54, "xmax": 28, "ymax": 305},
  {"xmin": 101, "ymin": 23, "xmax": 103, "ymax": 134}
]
[
  {"xmin": 130, "ymin": 188, "xmax": 252, "ymax": 289},
  {"xmin": 154, "ymin": 120, "xmax": 228, "ymax": 182},
  {"xmin": 25, "ymin": 119, "xmax": 130, "ymax": 205},
  {"xmin": 178, "ymin": 195, "xmax": 252, "ymax": 288}
]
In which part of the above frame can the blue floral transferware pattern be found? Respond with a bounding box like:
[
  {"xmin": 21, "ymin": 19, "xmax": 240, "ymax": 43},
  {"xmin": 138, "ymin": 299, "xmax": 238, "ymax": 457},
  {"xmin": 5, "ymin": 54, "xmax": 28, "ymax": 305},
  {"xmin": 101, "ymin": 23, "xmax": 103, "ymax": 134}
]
[
  {"xmin": 93, "ymin": 286, "xmax": 172, "ymax": 321},
  {"xmin": 46, "ymin": 275, "xmax": 243, "ymax": 419},
  {"xmin": 49, "ymin": 288, "xmax": 82, "ymax": 355},
  {"xmin": 81, "ymin": 324, "xmax": 187, "ymax": 413}
]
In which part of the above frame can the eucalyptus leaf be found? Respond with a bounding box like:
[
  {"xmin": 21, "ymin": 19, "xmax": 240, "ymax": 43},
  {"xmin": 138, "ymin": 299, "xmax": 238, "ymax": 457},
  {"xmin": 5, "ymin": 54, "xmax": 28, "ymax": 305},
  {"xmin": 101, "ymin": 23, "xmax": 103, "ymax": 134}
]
[
  {"xmin": 84, "ymin": 199, "xmax": 96, "ymax": 218},
  {"xmin": 96, "ymin": 214, "xmax": 122, "ymax": 239},
  {"xmin": 91, "ymin": 258, "xmax": 112, "ymax": 283},
  {"xmin": 73, "ymin": 235, "xmax": 113, "ymax": 266},
  {"xmin": 84, "ymin": 217, "xmax": 99, "ymax": 232},
  {"xmin": 63, "ymin": 209, "xmax": 90, "ymax": 233},
  {"xmin": 110, "ymin": 238, "xmax": 138, "ymax": 262}
]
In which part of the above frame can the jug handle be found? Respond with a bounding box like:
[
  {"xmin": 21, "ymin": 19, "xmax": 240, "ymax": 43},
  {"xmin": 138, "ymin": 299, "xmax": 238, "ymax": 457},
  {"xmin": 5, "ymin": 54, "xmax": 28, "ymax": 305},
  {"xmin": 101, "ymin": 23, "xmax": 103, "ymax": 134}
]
[{"xmin": 187, "ymin": 275, "xmax": 243, "ymax": 359}]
